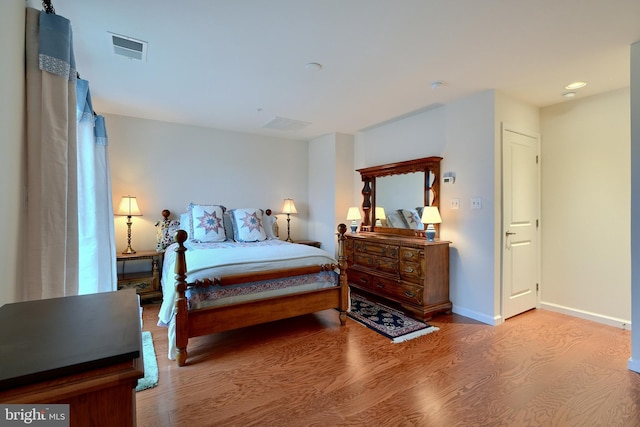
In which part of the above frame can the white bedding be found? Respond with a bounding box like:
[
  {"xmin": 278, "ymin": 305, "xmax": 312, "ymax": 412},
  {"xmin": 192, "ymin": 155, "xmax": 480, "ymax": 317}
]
[
  {"xmin": 158, "ymin": 239, "xmax": 337, "ymax": 325},
  {"xmin": 158, "ymin": 239, "xmax": 338, "ymax": 360}
]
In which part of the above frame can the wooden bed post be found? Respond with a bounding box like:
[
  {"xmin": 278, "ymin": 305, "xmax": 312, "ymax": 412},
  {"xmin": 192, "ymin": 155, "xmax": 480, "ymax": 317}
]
[
  {"xmin": 173, "ymin": 230, "xmax": 189, "ymax": 366},
  {"xmin": 337, "ymin": 223, "xmax": 349, "ymax": 325}
]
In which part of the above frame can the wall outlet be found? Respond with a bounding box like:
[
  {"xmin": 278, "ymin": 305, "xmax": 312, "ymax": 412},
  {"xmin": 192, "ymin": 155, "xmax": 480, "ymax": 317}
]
[
  {"xmin": 450, "ymin": 199, "xmax": 460, "ymax": 210},
  {"xmin": 471, "ymin": 197, "xmax": 482, "ymax": 210}
]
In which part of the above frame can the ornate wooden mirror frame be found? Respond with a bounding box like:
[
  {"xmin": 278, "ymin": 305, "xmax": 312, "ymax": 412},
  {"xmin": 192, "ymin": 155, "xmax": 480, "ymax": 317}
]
[{"xmin": 357, "ymin": 156, "xmax": 442, "ymax": 238}]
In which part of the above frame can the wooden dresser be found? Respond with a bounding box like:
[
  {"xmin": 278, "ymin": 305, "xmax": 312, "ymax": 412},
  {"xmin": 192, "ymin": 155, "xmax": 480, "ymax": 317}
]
[{"xmin": 345, "ymin": 232, "xmax": 451, "ymax": 320}]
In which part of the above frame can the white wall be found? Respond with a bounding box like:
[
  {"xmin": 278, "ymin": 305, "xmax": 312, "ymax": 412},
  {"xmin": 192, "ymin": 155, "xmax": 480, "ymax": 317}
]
[
  {"xmin": 105, "ymin": 114, "xmax": 311, "ymax": 252},
  {"xmin": 630, "ymin": 41, "xmax": 640, "ymax": 373},
  {"xmin": 541, "ymin": 89, "xmax": 631, "ymax": 327},
  {"xmin": 308, "ymin": 133, "xmax": 354, "ymax": 252},
  {"xmin": 0, "ymin": 3, "xmax": 26, "ymax": 305},
  {"xmin": 441, "ymin": 91, "xmax": 498, "ymax": 323}
]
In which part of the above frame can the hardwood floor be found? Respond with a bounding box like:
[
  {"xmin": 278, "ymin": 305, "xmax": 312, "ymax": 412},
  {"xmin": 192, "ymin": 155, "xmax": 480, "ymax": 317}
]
[{"xmin": 137, "ymin": 303, "xmax": 640, "ymax": 426}]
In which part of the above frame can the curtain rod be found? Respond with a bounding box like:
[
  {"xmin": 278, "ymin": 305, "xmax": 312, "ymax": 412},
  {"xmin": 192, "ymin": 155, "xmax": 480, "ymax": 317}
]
[{"xmin": 42, "ymin": 0, "xmax": 55, "ymax": 14}]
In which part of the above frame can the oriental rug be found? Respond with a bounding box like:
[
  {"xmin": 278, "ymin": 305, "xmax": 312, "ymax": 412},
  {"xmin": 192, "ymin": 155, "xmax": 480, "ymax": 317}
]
[
  {"xmin": 348, "ymin": 293, "xmax": 439, "ymax": 343},
  {"xmin": 136, "ymin": 331, "xmax": 159, "ymax": 392}
]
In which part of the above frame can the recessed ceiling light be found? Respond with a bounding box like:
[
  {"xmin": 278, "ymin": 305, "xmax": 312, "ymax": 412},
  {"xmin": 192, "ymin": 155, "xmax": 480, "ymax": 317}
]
[
  {"xmin": 305, "ymin": 62, "xmax": 322, "ymax": 71},
  {"xmin": 431, "ymin": 81, "xmax": 445, "ymax": 89},
  {"xmin": 565, "ymin": 81, "xmax": 587, "ymax": 90},
  {"xmin": 562, "ymin": 92, "xmax": 577, "ymax": 98}
]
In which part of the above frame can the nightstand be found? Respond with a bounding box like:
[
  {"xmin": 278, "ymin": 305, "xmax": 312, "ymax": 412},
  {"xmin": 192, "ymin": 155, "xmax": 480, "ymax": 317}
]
[
  {"xmin": 295, "ymin": 240, "xmax": 322, "ymax": 248},
  {"xmin": 116, "ymin": 250, "xmax": 163, "ymax": 301}
]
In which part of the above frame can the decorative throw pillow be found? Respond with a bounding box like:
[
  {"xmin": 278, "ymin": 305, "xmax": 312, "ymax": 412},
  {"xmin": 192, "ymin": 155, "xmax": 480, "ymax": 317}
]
[
  {"xmin": 386, "ymin": 212, "xmax": 406, "ymax": 228},
  {"xmin": 155, "ymin": 218, "xmax": 180, "ymax": 252},
  {"xmin": 188, "ymin": 203, "xmax": 227, "ymax": 242},
  {"xmin": 398, "ymin": 209, "xmax": 424, "ymax": 230},
  {"xmin": 263, "ymin": 213, "xmax": 279, "ymax": 239},
  {"xmin": 229, "ymin": 208, "xmax": 267, "ymax": 242}
]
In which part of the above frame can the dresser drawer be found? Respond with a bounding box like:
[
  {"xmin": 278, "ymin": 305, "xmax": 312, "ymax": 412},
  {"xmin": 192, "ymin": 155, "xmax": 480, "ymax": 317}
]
[
  {"xmin": 353, "ymin": 253, "xmax": 398, "ymax": 274},
  {"xmin": 348, "ymin": 269, "xmax": 423, "ymax": 306},
  {"xmin": 399, "ymin": 260, "xmax": 424, "ymax": 283},
  {"xmin": 354, "ymin": 241, "xmax": 399, "ymax": 258},
  {"xmin": 400, "ymin": 247, "xmax": 423, "ymax": 262},
  {"xmin": 378, "ymin": 278, "xmax": 423, "ymax": 306}
]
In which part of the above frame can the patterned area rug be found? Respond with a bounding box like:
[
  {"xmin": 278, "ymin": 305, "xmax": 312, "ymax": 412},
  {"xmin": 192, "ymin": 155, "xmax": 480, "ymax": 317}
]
[
  {"xmin": 136, "ymin": 331, "xmax": 159, "ymax": 392},
  {"xmin": 348, "ymin": 293, "xmax": 439, "ymax": 343}
]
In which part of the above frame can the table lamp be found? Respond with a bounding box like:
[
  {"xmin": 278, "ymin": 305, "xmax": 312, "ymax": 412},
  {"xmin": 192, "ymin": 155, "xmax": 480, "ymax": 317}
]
[
  {"xmin": 116, "ymin": 195, "xmax": 142, "ymax": 254},
  {"xmin": 420, "ymin": 206, "xmax": 441, "ymax": 242},
  {"xmin": 346, "ymin": 207, "xmax": 361, "ymax": 233},
  {"xmin": 281, "ymin": 198, "xmax": 297, "ymax": 242},
  {"xmin": 375, "ymin": 206, "xmax": 386, "ymax": 226}
]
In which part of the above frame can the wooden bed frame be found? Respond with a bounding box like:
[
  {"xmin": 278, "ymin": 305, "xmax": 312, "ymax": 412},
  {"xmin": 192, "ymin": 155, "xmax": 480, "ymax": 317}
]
[{"xmin": 171, "ymin": 223, "xmax": 350, "ymax": 366}]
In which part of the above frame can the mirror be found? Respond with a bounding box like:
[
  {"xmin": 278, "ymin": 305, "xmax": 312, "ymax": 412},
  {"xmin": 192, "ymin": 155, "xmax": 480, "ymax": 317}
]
[
  {"xmin": 376, "ymin": 173, "xmax": 424, "ymax": 228},
  {"xmin": 357, "ymin": 156, "xmax": 442, "ymax": 237}
]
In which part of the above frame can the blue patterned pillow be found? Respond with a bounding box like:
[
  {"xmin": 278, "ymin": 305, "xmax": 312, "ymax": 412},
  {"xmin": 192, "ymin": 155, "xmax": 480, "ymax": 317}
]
[
  {"xmin": 188, "ymin": 203, "xmax": 227, "ymax": 242},
  {"xmin": 229, "ymin": 208, "xmax": 267, "ymax": 242}
]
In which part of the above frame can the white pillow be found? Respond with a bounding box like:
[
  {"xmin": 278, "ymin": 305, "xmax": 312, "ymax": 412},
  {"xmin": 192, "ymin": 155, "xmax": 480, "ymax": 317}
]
[
  {"xmin": 180, "ymin": 212, "xmax": 190, "ymax": 237},
  {"xmin": 398, "ymin": 209, "xmax": 424, "ymax": 230},
  {"xmin": 386, "ymin": 212, "xmax": 406, "ymax": 228},
  {"xmin": 228, "ymin": 208, "xmax": 267, "ymax": 242},
  {"xmin": 188, "ymin": 203, "xmax": 227, "ymax": 242}
]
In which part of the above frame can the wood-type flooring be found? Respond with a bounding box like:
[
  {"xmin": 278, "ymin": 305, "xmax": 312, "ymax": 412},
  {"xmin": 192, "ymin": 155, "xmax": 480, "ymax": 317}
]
[{"xmin": 137, "ymin": 303, "xmax": 640, "ymax": 426}]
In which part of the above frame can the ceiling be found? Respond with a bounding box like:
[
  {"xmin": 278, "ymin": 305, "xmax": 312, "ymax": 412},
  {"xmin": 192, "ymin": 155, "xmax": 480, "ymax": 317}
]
[{"xmin": 50, "ymin": 0, "xmax": 640, "ymax": 140}]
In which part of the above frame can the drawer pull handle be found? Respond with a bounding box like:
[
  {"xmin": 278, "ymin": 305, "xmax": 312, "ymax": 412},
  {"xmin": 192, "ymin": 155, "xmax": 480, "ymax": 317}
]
[
  {"xmin": 376, "ymin": 283, "xmax": 384, "ymax": 288},
  {"xmin": 404, "ymin": 290, "xmax": 415, "ymax": 298},
  {"xmin": 404, "ymin": 267, "xmax": 414, "ymax": 273},
  {"xmin": 406, "ymin": 252, "xmax": 414, "ymax": 258},
  {"xmin": 359, "ymin": 278, "xmax": 368, "ymax": 284}
]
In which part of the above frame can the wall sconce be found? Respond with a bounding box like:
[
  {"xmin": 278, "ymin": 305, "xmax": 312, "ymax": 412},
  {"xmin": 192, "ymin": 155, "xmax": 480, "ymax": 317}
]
[
  {"xmin": 420, "ymin": 206, "xmax": 442, "ymax": 242},
  {"xmin": 116, "ymin": 195, "xmax": 142, "ymax": 254},
  {"xmin": 281, "ymin": 198, "xmax": 297, "ymax": 242},
  {"xmin": 346, "ymin": 207, "xmax": 362, "ymax": 233},
  {"xmin": 375, "ymin": 206, "xmax": 386, "ymax": 226}
]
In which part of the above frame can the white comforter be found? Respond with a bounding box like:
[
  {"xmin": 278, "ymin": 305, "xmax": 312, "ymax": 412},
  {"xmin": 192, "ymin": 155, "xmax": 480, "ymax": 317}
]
[{"xmin": 158, "ymin": 239, "xmax": 337, "ymax": 325}]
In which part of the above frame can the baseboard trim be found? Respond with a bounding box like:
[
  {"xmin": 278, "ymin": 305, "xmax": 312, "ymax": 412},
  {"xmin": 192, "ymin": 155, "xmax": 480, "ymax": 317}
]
[
  {"xmin": 540, "ymin": 301, "xmax": 631, "ymax": 330},
  {"xmin": 452, "ymin": 305, "xmax": 501, "ymax": 326}
]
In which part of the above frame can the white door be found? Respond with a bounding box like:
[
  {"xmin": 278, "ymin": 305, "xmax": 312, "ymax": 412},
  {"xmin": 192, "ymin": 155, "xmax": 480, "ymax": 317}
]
[{"xmin": 502, "ymin": 126, "xmax": 540, "ymax": 319}]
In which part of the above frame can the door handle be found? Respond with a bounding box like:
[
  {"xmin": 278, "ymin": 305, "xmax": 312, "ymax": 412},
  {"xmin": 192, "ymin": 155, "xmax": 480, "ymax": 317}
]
[{"xmin": 506, "ymin": 231, "xmax": 516, "ymax": 237}]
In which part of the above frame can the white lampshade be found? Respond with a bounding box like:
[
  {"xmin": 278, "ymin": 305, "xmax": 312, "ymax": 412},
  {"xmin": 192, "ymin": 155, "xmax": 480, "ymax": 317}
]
[
  {"xmin": 346, "ymin": 207, "xmax": 362, "ymax": 221},
  {"xmin": 281, "ymin": 198, "xmax": 297, "ymax": 214},
  {"xmin": 420, "ymin": 206, "xmax": 441, "ymax": 225},
  {"xmin": 116, "ymin": 196, "xmax": 142, "ymax": 216},
  {"xmin": 375, "ymin": 206, "xmax": 386, "ymax": 220}
]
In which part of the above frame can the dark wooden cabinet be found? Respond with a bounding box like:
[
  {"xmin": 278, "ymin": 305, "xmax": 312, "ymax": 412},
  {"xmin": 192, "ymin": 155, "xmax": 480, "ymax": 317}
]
[
  {"xmin": 0, "ymin": 290, "xmax": 143, "ymax": 427},
  {"xmin": 345, "ymin": 233, "xmax": 451, "ymax": 320}
]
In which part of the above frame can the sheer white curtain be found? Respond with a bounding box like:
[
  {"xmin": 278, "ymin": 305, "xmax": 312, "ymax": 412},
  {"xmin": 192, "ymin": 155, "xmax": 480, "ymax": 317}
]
[
  {"xmin": 77, "ymin": 80, "xmax": 117, "ymax": 294},
  {"xmin": 24, "ymin": 8, "xmax": 116, "ymax": 299}
]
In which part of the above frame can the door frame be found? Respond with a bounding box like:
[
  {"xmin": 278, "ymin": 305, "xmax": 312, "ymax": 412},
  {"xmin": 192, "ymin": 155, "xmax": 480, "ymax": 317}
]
[{"xmin": 500, "ymin": 123, "xmax": 542, "ymax": 322}]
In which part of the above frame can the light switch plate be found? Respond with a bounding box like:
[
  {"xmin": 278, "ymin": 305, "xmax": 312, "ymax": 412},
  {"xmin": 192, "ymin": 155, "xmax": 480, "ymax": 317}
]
[
  {"xmin": 450, "ymin": 199, "xmax": 460, "ymax": 210},
  {"xmin": 471, "ymin": 197, "xmax": 482, "ymax": 210}
]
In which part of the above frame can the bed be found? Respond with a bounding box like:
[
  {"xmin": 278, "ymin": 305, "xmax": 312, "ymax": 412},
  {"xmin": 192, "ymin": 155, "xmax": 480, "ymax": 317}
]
[{"xmin": 157, "ymin": 206, "xmax": 349, "ymax": 366}]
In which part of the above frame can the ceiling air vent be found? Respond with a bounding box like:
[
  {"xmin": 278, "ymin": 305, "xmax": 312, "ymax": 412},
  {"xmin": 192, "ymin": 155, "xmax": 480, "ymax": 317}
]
[
  {"xmin": 262, "ymin": 116, "xmax": 311, "ymax": 131},
  {"xmin": 109, "ymin": 32, "xmax": 147, "ymax": 61}
]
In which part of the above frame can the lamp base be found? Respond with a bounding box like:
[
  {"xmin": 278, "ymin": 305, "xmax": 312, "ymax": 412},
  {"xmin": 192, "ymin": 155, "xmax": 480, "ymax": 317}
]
[
  {"xmin": 122, "ymin": 246, "xmax": 136, "ymax": 254},
  {"xmin": 425, "ymin": 224, "xmax": 436, "ymax": 242}
]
